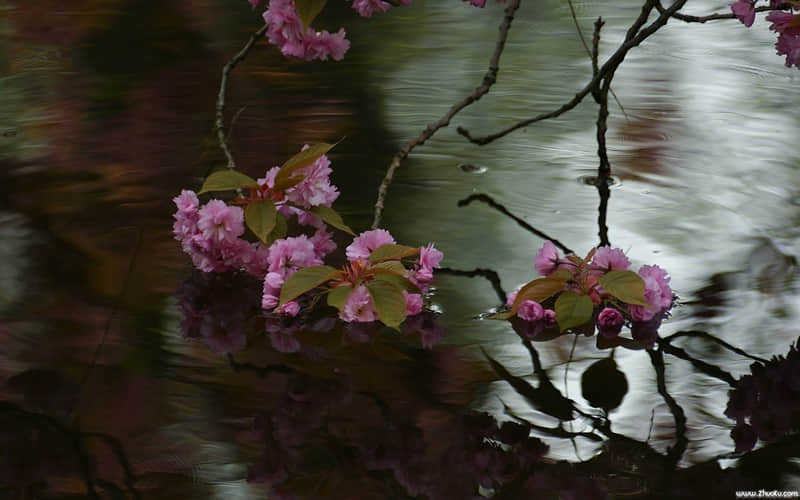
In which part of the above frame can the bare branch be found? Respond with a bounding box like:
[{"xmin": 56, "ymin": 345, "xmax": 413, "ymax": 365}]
[
  {"xmin": 457, "ymin": 0, "xmax": 688, "ymax": 145},
  {"xmin": 216, "ymin": 24, "xmax": 269, "ymax": 170},
  {"xmin": 655, "ymin": 1, "xmax": 782, "ymax": 23},
  {"xmin": 371, "ymin": 0, "xmax": 522, "ymax": 229}
]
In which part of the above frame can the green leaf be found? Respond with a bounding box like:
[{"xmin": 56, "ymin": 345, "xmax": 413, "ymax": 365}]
[
  {"xmin": 273, "ymin": 142, "xmax": 335, "ymax": 191},
  {"xmin": 366, "ymin": 280, "xmax": 406, "ymax": 329},
  {"xmin": 245, "ymin": 200, "xmax": 277, "ymax": 245},
  {"xmin": 307, "ymin": 205, "xmax": 355, "ymax": 236},
  {"xmin": 293, "ymin": 0, "xmax": 328, "ymax": 31},
  {"xmin": 599, "ymin": 270, "xmax": 649, "ymax": 306},
  {"xmin": 555, "ymin": 291, "xmax": 594, "ymax": 332},
  {"xmin": 279, "ymin": 265, "xmax": 339, "ymax": 306},
  {"xmin": 509, "ymin": 275, "xmax": 568, "ymax": 314},
  {"xmin": 373, "ymin": 272, "xmax": 416, "ymax": 291},
  {"xmin": 265, "ymin": 212, "xmax": 288, "ymax": 244},
  {"xmin": 372, "ymin": 260, "xmax": 407, "ymax": 275},
  {"xmin": 368, "ymin": 244, "xmax": 420, "ymax": 264},
  {"xmin": 198, "ymin": 170, "xmax": 258, "ymax": 194},
  {"xmin": 326, "ymin": 285, "xmax": 352, "ymax": 312}
]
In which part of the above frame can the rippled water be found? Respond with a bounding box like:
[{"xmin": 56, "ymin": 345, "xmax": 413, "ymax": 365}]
[{"xmin": 1, "ymin": 0, "xmax": 799, "ymax": 497}]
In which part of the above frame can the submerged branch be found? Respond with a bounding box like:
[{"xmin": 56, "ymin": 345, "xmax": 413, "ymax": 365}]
[
  {"xmin": 663, "ymin": 330, "xmax": 769, "ymax": 364},
  {"xmin": 648, "ymin": 349, "xmax": 688, "ymax": 468},
  {"xmin": 439, "ymin": 267, "xmax": 507, "ymax": 305},
  {"xmin": 371, "ymin": 0, "xmax": 521, "ymax": 229},
  {"xmin": 457, "ymin": 193, "xmax": 574, "ymax": 254},
  {"xmin": 216, "ymin": 24, "xmax": 269, "ymax": 170}
]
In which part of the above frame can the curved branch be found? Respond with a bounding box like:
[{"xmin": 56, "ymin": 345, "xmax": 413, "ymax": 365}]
[
  {"xmin": 216, "ymin": 24, "xmax": 269, "ymax": 170},
  {"xmin": 371, "ymin": 0, "xmax": 522, "ymax": 229},
  {"xmin": 457, "ymin": 193, "xmax": 574, "ymax": 254}
]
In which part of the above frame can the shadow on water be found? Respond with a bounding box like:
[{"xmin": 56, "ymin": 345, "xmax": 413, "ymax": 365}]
[{"xmin": 1, "ymin": 0, "xmax": 800, "ymax": 498}]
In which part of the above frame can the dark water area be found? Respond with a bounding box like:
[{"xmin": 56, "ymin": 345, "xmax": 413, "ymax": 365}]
[{"xmin": 2, "ymin": 0, "xmax": 800, "ymax": 498}]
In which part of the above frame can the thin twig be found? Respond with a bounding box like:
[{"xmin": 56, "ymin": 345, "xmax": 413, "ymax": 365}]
[
  {"xmin": 371, "ymin": 0, "xmax": 522, "ymax": 229},
  {"xmin": 568, "ymin": 2, "xmax": 626, "ymax": 116},
  {"xmin": 457, "ymin": 0, "xmax": 688, "ymax": 145},
  {"xmin": 216, "ymin": 24, "xmax": 269, "ymax": 170},
  {"xmin": 457, "ymin": 193, "xmax": 574, "ymax": 254},
  {"xmin": 655, "ymin": 1, "xmax": 781, "ymax": 23},
  {"xmin": 438, "ymin": 267, "xmax": 507, "ymax": 305}
]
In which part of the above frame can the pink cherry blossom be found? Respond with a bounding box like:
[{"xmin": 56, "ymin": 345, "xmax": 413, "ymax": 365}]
[
  {"xmin": 597, "ymin": 307, "xmax": 624, "ymax": 338},
  {"xmin": 731, "ymin": 0, "xmax": 756, "ymax": 27},
  {"xmin": 419, "ymin": 243, "xmax": 444, "ymax": 270},
  {"xmin": 173, "ymin": 190, "xmax": 199, "ymax": 213},
  {"xmin": 543, "ymin": 309, "xmax": 556, "ymax": 326},
  {"xmin": 267, "ymin": 235, "xmax": 322, "ymax": 274},
  {"xmin": 517, "ymin": 300, "xmax": 543, "ymax": 322},
  {"xmin": 403, "ymin": 291, "xmax": 423, "ymax": 316},
  {"xmin": 776, "ymin": 32, "xmax": 800, "ymax": 68},
  {"xmin": 629, "ymin": 264, "xmax": 672, "ymax": 321},
  {"xmin": 350, "ymin": 0, "xmax": 391, "ymax": 18},
  {"xmin": 345, "ymin": 229, "xmax": 396, "ymax": 262},
  {"xmin": 310, "ymin": 226, "xmax": 337, "ymax": 259},
  {"xmin": 276, "ymin": 300, "xmax": 300, "ymax": 317},
  {"xmin": 339, "ymin": 285, "xmax": 378, "ymax": 322},
  {"xmin": 263, "ymin": 0, "xmax": 350, "ymax": 62},
  {"xmin": 534, "ymin": 240, "xmax": 560, "ymax": 276},
  {"xmin": 506, "ymin": 287, "xmax": 519, "ymax": 307},
  {"xmin": 284, "ymin": 151, "xmax": 340, "ymax": 208},
  {"xmin": 591, "ymin": 246, "xmax": 630, "ymax": 271},
  {"xmin": 197, "ymin": 200, "xmax": 245, "ymax": 243}
]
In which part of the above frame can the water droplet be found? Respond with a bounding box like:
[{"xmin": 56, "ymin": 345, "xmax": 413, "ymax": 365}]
[{"xmin": 459, "ymin": 164, "xmax": 488, "ymax": 174}]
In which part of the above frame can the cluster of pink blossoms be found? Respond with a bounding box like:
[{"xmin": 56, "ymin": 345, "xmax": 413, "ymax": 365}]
[
  {"xmin": 731, "ymin": 0, "xmax": 800, "ymax": 68},
  {"xmin": 335, "ymin": 229, "xmax": 443, "ymax": 322},
  {"xmin": 249, "ymin": 0, "xmax": 502, "ymax": 62},
  {"xmin": 173, "ymin": 151, "xmax": 339, "ymax": 286},
  {"xmin": 505, "ymin": 241, "xmax": 673, "ymax": 345}
]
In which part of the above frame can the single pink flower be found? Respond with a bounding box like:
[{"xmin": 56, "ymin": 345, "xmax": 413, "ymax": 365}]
[
  {"xmin": 403, "ymin": 291, "xmax": 423, "ymax": 316},
  {"xmin": 629, "ymin": 264, "xmax": 672, "ymax": 321},
  {"xmin": 776, "ymin": 32, "xmax": 800, "ymax": 68},
  {"xmin": 534, "ymin": 241, "xmax": 560, "ymax": 276},
  {"xmin": 267, "ymin": 235, "xmax": 321, "ymax": 273},
  {"xmin": 591, "ymin": 246, "xmax": 630, "ymax": 271},
  {"xmin": 597, "ymin": 307, "xmax": 624, "ymax": 338},
  {"xmin": 731, "ymin": 0, "xmax": 756, "ymax": 27},
  {"xmin": 543, "ymin": 309, "xmax": 557, "ymax": 326},
  {"xmin": 350, "ymin": 0, "xmax": 391, "ymax": 18},
  {"xmin": 197, "ymin": 200, "xmax": 245, "ymax": 243},
  {"xmin": 517, "ymin": 300, "xmax": 544, "ymax": 322},
  {"xmin": 339, "ymin": 285, "xmax": 378, "ymax": 322},
  {"xmin": 419, "ymin": 243, "xmax": 444, "ymax": 270},
  {"xmin": 310, "ymin": 226, "xmax": 337, "ymax": 259},
  {"xmin": 173, "ymin": 190, "xmax": 199, "ymax": 213},
  {"xmin": 345, "ymin": 229, "xmax": 396, "ymax": 262},
  {"xmin": 506, "ymin": 287, "xmax": 520, "ymax": 307},
  {"xmin": 276, "ymin": 300, "xmax": 300, "ymax": 317}
]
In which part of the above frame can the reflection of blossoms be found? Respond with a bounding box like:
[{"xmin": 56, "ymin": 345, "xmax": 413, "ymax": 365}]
[
  {"xmin": 176, "ymin": 271, "xmax": 262, "ymax": 354},
  {"xmin": 725, "ymin": 339, "xmax": 800, "ymax": 452}
]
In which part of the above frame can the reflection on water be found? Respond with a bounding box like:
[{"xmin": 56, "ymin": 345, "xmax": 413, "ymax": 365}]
[{"xmin": 1, "ymin": 0, "xmax": 800, "ymax": 497}]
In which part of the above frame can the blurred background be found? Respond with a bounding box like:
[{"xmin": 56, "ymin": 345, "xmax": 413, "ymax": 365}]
[{"xmin": 1, "ymin": 0, "xmax": 799, "ymax": 497}]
